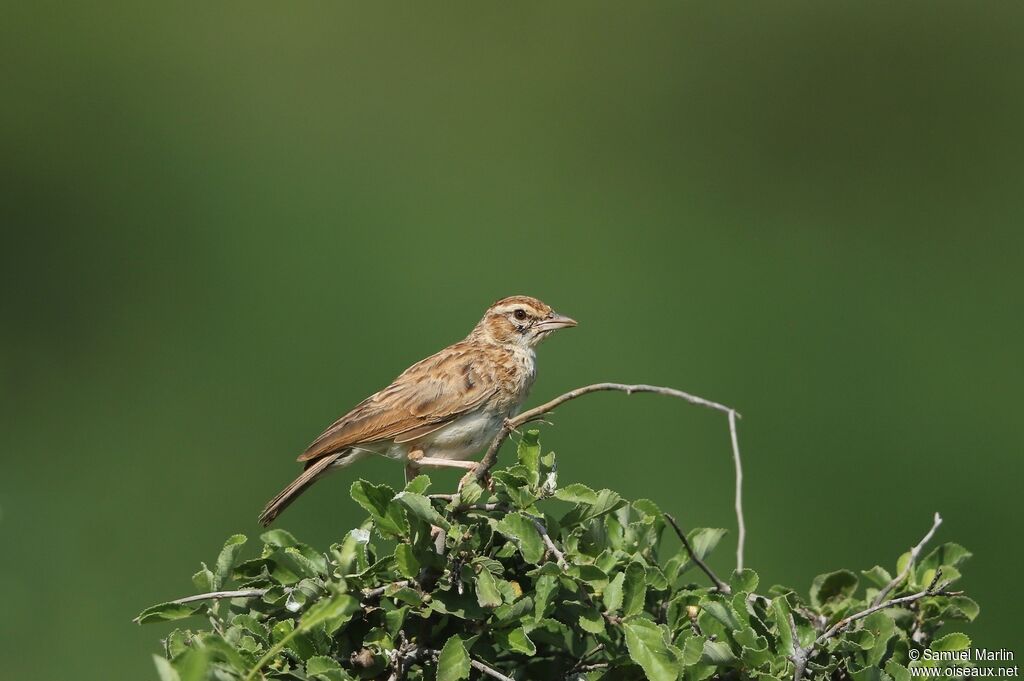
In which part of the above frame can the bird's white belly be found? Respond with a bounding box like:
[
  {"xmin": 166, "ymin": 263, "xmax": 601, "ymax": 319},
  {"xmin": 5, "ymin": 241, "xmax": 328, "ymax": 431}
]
[{"xmin": 406, "ymin": 409, "xmax": 506, "ymax": 461}]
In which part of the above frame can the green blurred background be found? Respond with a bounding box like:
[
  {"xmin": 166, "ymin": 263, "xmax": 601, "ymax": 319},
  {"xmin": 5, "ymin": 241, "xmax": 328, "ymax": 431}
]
[{"xmin": 2, "ymin": 3, "xmax": 1022, "ymax": 678}]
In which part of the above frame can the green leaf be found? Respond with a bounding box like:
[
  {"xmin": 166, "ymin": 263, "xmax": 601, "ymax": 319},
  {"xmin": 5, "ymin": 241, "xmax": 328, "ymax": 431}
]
[
  {"xmin": 578, "ymin": 608, "xmax": 606, "ymax": 635},
  {"xmin": 394, "ymin": 491, "xmax": 451, "ymax": 530},
  {"xmin": 944, "ymin": 595, "xmax": 980, "ymax": 622},
  {"xmin": 603, "ymin": 571, "xmax": 626, "ymax": 612},
  {"xmin": 191, "ymin": 564, "xmax": 215, "ymax": 592},
  {"xmin": 350, "ymin": 480, "xmax": 409, "ymax": 538},
  {"xmin": 555, "ymin": 483, "xmax": 599, "ymax": 505},
  {"xmin": 919, "ymin": 543, "xmax": 972, "ymax": 572},
  {"xmin": 701, "ymin": 598, "xmax": 739, "ymax": 631},
  {"xmin": 534, "ymin": 574, "xmax": 558, "ymax": 619},
  {"xmin": 810, "ymin": 569, "xmax": 858, "ymax": 608},
  {"xmin": 394, "ymin": 544, "xmax": 420, "ymax": 580},
  {"xmin": 495, "ymin": 512, "xmax": 545, "ymax": 564},
  {"xmin": 517, "ymin": 430, "xmax": 542, "ymax": 486},
  {"xmin": 437, "ymin": 635, "xmax": 471, "ymax": 681},
  {"xmin": 861, "ymin": 565, "xmax": 893, "ymax": 588},
  {"xmin": 622, "ymin": 618, "xmax": 681, "ymax": 681},
  {"xmin": 476, "ymin": 567, "xmax": 503, "ymax": 608},
  {"xmin": 730, "ymin": 568, "xmax": 759, "ymax": 593},
  {"xmin": 134, "ymin": 601, "xmax": 201, "ymax": 624},
  {"xmin": 260, "ymin": 528, "xmax": 299, "ymax": 548},
  {"xmin": 886, "ymin": 661, "xmax": 911, "ymax": 681},
  {"xmin": 153, "ymin": 655, "xmax": 180, "ymax": 681},
  {"xmin": 171, "ymin": 648, "xmax": 209, "ymax": 681},
  {"xmin": 497, "ymin": 627, "xmax": 537, "ymax": 656},
  {"xmin": 931, "ymin": 632, "xmax": 971, "ymax": 652},
  {"xmin": 300, "ymin": 593, "xmax": 360, "ymax": 632},
  {"xmin": 404, "ymin": 474, "xmax": 431, "ymax": 495},
  {"xmin": 701, "ymin": 640, "xmax": 737, "ymax": 665},
  {"xmin": 307, "ymin": 655, "xmax": 352, "ymax": 681},
  {"xmin": 214, "ymin": 534, "xmax": 247, "ymax": 588},
  {"xmin": 622, "ymin": 561, "xmax": 648, "ymax": 617}
]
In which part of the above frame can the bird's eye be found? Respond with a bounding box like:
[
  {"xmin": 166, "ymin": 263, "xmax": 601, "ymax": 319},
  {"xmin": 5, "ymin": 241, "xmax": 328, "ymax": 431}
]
[{"xmin": 513, "ymin": 309, "xmax": 527, "ymax": 321}]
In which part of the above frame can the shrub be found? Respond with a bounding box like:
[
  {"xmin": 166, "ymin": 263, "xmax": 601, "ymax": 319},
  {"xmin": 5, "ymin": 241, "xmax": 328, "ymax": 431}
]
[{"xmin": 138, "ymin": 431, "xmax": 977, "ymax": 681}]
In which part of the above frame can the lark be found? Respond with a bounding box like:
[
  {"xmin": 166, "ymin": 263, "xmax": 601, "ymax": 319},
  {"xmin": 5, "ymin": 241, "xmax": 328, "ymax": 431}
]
[{"xmin": 258, "ymin": 296, "xmax": 576, "ymax": 525}]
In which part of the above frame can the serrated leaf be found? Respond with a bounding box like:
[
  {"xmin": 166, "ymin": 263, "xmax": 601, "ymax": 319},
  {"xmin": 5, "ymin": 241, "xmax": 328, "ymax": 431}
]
[
  {"xmin": 476, "ymin": 567, "xmax": 503, "ymax": 608},
  {"xmin": 437, "ymin": 635, "xmax": 471, "ymax": 681},
  {"xmin": 495, "ymin": 512, "xmax": 544, "ymax": 564},
  {"xmin": 534, "ymin": 574, "xmax": 558, "ymax": 619},
  {"xmin": 603, "ymin": 571, "xmax": 626, "ymax": 612},
  {"xmin": 701, "ymin": 639, "xmax": 737, "ymax": 665},
  {"xmin": 260, "ymin": 528, "xmax": 299, "ymax": 548},
  {"xmin": 861, "ymin": 565, "xmax": 893, "ymax": 588},
  {"xmin": 622, "ymin": 618, "xmax": 681, "ymax": 681},
  {"xmin": 350, "ymin": 480, "xmax": 409, "ymax": 538},
  {"xmin": 394, "ymin": 491, "xmax": 451, "ymax": 530},
  {"xmin": 579, "ymin": 608, "xmax": 606, "ymax": 635},
  {"xmin": 730, "ymin": 568, "xmax": 759, "ymax": 593},
  {"xmin": 404, "ymin": 474, "xmax": 431, "ymax": 495},
  {"xmin": 153, "ymin": 655, "xmax": 180, "ymax": 681},
  {"xmin": 931, "ymin": 632, "xmax": 971, "ymax": 651},
  {"xmin": 307, "ymin": 655, "xmax": 352, "ymax": 681},
  {"xmin": 498, "ymin": 627, "xmax": 537, "ymax": 655},
  {"xmin": 517, "ymin": 431, "xmax": 542, "ymax": 486},
  {"xmin": 135, "ymin": 601, "xmax": 201, "ymax": 624},
  {"xmin": 886, "ymin": 661, "xmax": 911, "ymax": 681},
  {"xmin": 810, "ymin": 570, "xmax": 858, "ymax": 608},
  {"xmin": 214, "ymin": 534, "xmax": 247, "ymax": 588},
  {"xmin": 701, "ymin": 598, "xmax": 740, "ymax": 631},
  {"xmin": 300, "ymin": 593, "xmax": 359, "ymax": 632},
  {"xmin": 394, "ymin": 544, "xmax": 420, "ymax": 580},
  {"xmin": 555, "ymin": 483, "xmax": 599, "ymax": 505},
  {"xmin": 944, "ymin": 595, "xmax": 980, "ymax": 622},
  {"xmin": 622, "ymin": 561, "xmax": 647, "ymax": 617}
]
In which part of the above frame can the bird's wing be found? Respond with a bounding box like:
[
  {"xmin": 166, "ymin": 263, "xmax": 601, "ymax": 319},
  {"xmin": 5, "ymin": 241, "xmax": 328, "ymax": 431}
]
[{"xmin": 297, "ymin": 342, "xmax": 499, "ymax": 463}]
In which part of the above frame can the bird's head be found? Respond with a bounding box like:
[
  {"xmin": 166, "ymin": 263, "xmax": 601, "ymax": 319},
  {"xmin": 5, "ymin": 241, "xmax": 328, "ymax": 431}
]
[{"xmin": 474, "ymin": 295, "xmax": 577, "ymax": 348}]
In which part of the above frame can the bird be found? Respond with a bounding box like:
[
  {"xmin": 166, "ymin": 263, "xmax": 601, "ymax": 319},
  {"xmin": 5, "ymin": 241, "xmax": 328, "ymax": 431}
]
[{"xmin": 258, "ymin": 295, "xmax": 577, "ymax": 526}]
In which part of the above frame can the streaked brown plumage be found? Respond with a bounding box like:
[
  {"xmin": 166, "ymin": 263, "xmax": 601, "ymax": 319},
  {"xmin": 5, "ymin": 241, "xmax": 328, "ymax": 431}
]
[{"xmin": 258, "ymin": 296, "xmax": 576, "ymax": 525}]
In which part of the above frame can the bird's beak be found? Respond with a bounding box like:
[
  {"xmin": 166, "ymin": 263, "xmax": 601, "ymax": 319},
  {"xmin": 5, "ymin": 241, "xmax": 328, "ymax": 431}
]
[{"xmin": 536, "ymin": 312, "xmax": 578, "ymax": 331}]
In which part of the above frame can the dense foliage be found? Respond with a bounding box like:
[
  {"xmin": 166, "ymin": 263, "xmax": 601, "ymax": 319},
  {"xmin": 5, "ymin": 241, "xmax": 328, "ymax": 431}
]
[{"xmin": 139, "ymin": 431, "xmax": 978, "ymax": 681}]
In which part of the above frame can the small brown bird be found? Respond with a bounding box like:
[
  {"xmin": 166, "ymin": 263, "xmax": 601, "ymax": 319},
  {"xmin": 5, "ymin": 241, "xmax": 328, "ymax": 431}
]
[{"xmin": 258, "ymin": 295, "xmax": 576, "ymax": 525}]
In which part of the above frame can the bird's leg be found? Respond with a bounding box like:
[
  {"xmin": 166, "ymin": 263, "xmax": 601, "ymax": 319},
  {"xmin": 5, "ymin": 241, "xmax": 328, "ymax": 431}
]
[{"xmin": 405, "ymin": 449, "xmax": 425, "ymax": 485}]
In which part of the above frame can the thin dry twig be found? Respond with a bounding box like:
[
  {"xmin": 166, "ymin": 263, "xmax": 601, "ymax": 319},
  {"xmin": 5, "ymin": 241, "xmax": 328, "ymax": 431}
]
[
  {"xmin": 531, "ymin": 516, "xmax": 569, "ymax": 569},
  {"xmin": 475, "ymin": 382, "xmax": 745, "ymax": 569},
  {"xmin": 664, "ymin": 513, "xmax": 731, "ymax": 594},
  {"xmin": 870, "ymin": 512, "xmax": 942, "ymax": 606},
  {"xmin": 426, "ymin": 649, "xmax": 516, "ymax": 681},
  {"xmin": 729, "ymin": 409, "xmax": 745, "ymax": 570},
  {"xmin": 790, "ymin": 562, "xmax": 957, "ymax": 681},
  {"xmin": 167, "ymin": 589, "xmax": 267, "ymax": 606}
]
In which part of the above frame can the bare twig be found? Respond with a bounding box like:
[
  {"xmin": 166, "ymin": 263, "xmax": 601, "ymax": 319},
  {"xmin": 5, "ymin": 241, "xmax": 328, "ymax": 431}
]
[
  {"xmin": 815, "ymin": 573, "xmax": 955, "ymax": 646},
  {"xmin": 729, "ymin": 410, "xmax": 745, "ymax": 571},
  {"xmin": 787, "ymin": 611, "xmax": 809, "ymax": 681},
  {"xmin": 790, "ymin": 566, "xmax": 957, "ymax": 681},
  {"xmin": 362, "ymin": 580, "xmax": 411, "ymax": 600},
  {"xmin": 426, "ymin": 649, "xmax": 516, "ymax": 681},
  {"xmin": 475, "ymin": 383, "xmax": 745, "ymax": 570},
  {"xmin": 870, "ymin": 512, "xmax": 942, "ymax": 606},
  {"xmin": 664, "ymin": 513, "xmax": 731, "ymax": 594},
  {"xmin": 165, "ymin": 589, "xmax": 267, "ymax": 606},
  {"xmin": 531, "ymin": 516, "xmax": 569, "ymax": 569},
  {"xmin": 458, "ymin": 502, "xmax": 570, "ymax": 570},
  {"xmin": 470, "ymin": 657, "xmax": 517, "ymax": 681}
]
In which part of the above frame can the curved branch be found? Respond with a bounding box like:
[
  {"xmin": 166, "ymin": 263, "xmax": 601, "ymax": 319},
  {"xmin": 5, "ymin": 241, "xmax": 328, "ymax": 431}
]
[
  {"xmin": 870, "ymin": 512, "xmax": 942, "ymax": 606},
  {"xmin": 474, "ymin": 382, "xmax": 745, "ymax": 570}
]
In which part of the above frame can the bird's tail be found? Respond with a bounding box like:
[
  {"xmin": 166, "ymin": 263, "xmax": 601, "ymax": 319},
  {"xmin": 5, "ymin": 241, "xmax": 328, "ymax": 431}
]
[{"xmin": 258, "ymin": 452, "xmax": 342, "ymax": 526}]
